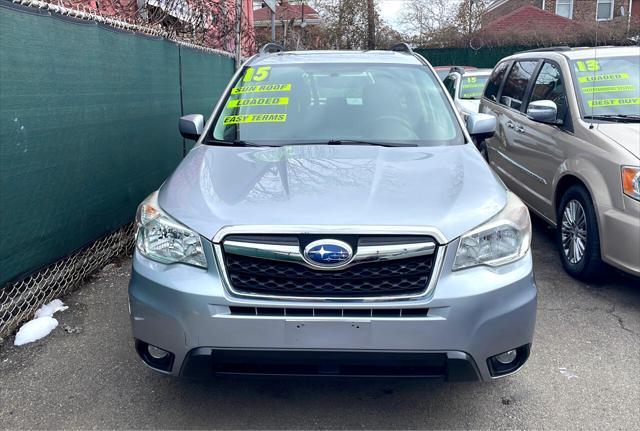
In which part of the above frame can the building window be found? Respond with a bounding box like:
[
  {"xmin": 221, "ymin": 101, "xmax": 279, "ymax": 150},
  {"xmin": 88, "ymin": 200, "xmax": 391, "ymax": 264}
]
[
  {"xmin": 555, "ymin": 0, "xmax": 573, "ymax": 19},
  {"xmin": 596, "ymin": 0, "xmax": 615, "ymax": 20}
]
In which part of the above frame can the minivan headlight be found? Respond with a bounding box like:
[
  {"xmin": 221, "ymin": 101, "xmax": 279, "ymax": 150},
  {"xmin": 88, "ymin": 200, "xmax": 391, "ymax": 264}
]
[
  {"xmin": 453, "ymin": 191, "xmax": 531, "ymax": 270},
  {"xmin": 622, "ymin": 166, "xmax": 640, "ymax": 201},
  {"xmin": 135, "ymin": 191, "xmax": 207, "ymax": 268}
]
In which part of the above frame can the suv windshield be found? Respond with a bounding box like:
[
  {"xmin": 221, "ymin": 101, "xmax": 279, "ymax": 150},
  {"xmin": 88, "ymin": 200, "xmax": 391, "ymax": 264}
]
[
  {"xmin": 569, "ymin": 55, "xmax": 640, "ymax": 120},
  {"xmin": 210, "ymin": 63, "xmax": 463, "ymax": 146},
  {"xmin": 459, "ymin": 75, "xmax": 489, "ymax": 100}
]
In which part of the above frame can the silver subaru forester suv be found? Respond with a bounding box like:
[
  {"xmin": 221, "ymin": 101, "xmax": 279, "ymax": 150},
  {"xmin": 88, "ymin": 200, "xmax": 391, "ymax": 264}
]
[
  {"xmin": 128, "ymin": 45, "xmax": 537, "ymax": 381},
  {"xmin": 479, "ymin": 46, "xmax": 639, "ymax": 280}
]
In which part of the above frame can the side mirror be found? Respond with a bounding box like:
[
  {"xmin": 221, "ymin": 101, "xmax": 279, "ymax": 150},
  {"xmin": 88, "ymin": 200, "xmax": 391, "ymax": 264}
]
[
  {"xmin": 527, "ymin": 100, "xmax": 558, "ymax": 124},
  {"xmin": 179, "ymin": 114, "xmax": 204, "ymax": 141},
  {"xmin": 466, "ymin": 112, "xmax": 497, "ymax": 140}
]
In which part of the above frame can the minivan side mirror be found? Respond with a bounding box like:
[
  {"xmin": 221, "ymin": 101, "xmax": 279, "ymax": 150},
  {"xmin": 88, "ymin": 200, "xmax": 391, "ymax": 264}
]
[
  {"xmin": 179, "ymin": 114, "xmax": 204, "ymax": 141},
  {"xmin": 466, "ymin": 113, "xmax": 497, "ymax": 140},
  {"xmin": 527, "ymin": 100, "xmax": 558, "ymax": 124}
]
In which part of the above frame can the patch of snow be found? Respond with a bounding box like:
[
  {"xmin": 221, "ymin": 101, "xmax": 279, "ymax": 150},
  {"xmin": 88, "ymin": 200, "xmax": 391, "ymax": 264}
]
[
  {"xmin": 558, "ymin": 367, "xmax": 578, "ymax": 379},
  {"xmin": 34, "ymin": 299, "xmax": 68, "ymax": 318},
  {"xmin": 14, "ymin": 299, "xmax": 69, "ymax": 346},
  {"xmin": 14, "ymin": 317, "xmax": 59, "ymax": 346}
]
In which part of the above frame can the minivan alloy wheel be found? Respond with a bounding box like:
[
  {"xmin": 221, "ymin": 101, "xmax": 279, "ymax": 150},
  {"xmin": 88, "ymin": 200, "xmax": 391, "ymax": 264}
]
[{"xmin": 561, "ymin": 200, "xmax": 587, "ymax": 264}]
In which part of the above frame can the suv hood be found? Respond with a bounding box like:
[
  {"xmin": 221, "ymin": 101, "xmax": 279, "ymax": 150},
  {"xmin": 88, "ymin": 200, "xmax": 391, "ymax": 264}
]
[
  {"xmin": 596, "ymin": 123, "xmax": 640, "ymax": 158},
  {"xmin": 159, "ymin": 144, "xmax": 506, "ymax": 244}
]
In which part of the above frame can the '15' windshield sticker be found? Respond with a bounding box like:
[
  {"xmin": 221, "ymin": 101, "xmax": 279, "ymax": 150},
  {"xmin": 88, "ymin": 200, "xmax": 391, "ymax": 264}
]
[
  {"xmin": 243, "ymin": 66, "xmax": 271, "ymax": 82},
  {"xmin": 231, "ymin": 83, "xmax": 292, "ymax": 94},
  {"xmin": 461, "ymin": 77, "xmax": 484, "ymax": 89},
  {"xmin": 227, "ymin": 97, "xmax": 289, "ymax": 108},
  {"xmin": 223, "ymin": 113, "xmax": 287, "ymax": 125}
]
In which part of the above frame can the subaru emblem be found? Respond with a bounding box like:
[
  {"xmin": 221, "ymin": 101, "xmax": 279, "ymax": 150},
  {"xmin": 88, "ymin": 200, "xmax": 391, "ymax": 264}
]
[{"xmin": 303, "ymin": 239, "xmax": 353, "ymax": 269}]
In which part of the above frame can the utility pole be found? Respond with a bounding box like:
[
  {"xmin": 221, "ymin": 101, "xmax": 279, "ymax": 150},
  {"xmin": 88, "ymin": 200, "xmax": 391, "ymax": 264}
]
[
  {"xmin": 367, "ymin": 0, "xmax": 375, "ymax": 50},
  {"xmin": 468, "ymin": 0, "xmax": 474, "ymax": 35},
  {"xmin": 235, "ymin": 0, "xmax": 242, "ymax": 69}
]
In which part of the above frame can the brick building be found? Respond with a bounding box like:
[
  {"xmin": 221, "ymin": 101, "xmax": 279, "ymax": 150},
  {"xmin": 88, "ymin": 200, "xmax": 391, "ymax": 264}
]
[
  {"xmin": 253, "ymin": 1, "xmax": 321, "ymax": 49},
  {"xmin": 61, "ymin": 0, "xmax": 256, "ymax": 55},
  {"xmin": 483, "ymin": 0, "xmax": 639, "ymax": 26}
]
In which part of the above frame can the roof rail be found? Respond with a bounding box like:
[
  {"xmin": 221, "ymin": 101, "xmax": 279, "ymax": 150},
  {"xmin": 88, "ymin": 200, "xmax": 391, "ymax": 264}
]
[
  {"xmin": 390, "ymin": 42, "xmax": 414, "ymax": 55},
  {"xmin": 260, "ymin": 43, "xmax": 285, "ymax": 54},
  {"xmin": 521, "ymin": 46, "xmax": 573, "ymax": 53}
]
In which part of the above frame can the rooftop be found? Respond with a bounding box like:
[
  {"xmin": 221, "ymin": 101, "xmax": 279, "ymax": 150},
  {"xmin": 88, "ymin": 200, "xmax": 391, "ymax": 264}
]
[
  {"xmin": 250, "ymin": 50, "xmax": 424, "ymax": 66},
  {"xmin": 480, "ymin": 5, "xmax": 583, "ymax": 35}
]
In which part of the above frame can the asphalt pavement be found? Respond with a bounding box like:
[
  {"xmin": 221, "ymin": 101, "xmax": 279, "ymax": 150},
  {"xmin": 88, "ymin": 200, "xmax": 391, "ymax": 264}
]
[{"xmin": 1, "ymin": 217, "xmax": 639, "ymax": 430}]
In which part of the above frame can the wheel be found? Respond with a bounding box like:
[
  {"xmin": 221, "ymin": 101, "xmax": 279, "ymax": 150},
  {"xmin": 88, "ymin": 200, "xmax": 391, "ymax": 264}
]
[{"xmin": 556, "ymin": 185, "xmax": 607, "ymax": 280}]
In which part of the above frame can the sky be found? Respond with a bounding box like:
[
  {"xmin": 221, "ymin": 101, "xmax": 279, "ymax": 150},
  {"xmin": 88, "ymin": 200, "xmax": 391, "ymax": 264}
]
[{"xmin": 379, "ymin": 0, "xmax": 409, "ymax": 32}]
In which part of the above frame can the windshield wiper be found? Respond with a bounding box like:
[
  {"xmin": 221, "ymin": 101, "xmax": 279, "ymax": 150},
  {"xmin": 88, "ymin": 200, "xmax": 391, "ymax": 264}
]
[
  {"xmin": 206, "ymin": 139, "xmax": 274, "ymax": 147},
  {"xmin": 326, "ymin": 140, "xmax": 418, "ymax": 147},
  {"xmin": 583, "ymin": 114, "xmax": 640, "ymax": 123}
]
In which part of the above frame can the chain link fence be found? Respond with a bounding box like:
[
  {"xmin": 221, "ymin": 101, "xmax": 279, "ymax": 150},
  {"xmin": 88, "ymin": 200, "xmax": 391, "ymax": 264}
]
[{"xmin": 0, "ymin": 223, "xmax": 135, "ymax": 339}]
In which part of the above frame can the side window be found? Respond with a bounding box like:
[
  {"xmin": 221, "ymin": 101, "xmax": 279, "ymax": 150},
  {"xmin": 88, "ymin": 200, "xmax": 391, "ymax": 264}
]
[
  {"xmin": 443, "ymin": 76, "xmax": 456, "ymax": 98},
  {"xmin": 528, "ymin": 62, "xmax": 569, "ymax": 124},
  {"xmin": 500, "ymin": 60, "xmax": 538, "ymax": 111},
  {"xmin": 484, "ymin": 61, "xmax": 509, "ymax": 102}
]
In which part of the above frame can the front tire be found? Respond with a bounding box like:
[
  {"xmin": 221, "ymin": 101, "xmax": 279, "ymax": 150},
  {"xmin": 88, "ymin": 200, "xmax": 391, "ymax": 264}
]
[{"xmin": 557, "ymin": 185, "xmax": 606, "ymax": 280}]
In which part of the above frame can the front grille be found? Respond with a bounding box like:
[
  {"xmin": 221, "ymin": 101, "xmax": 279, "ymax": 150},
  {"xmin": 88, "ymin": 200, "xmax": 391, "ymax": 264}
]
[
  {"xmin": 228, "ymin": 306, "xmax": 429, "ymax": 317},
  {"xmin": 220, "ymin": 234, "xmax": 437, "ymax": 298}
]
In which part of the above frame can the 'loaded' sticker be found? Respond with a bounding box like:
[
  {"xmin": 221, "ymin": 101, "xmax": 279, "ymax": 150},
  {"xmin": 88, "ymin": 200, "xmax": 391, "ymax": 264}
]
[
  {"xmin": 223, "ymin": 113, "xmax": 287, "ymax": 124},
  {"xmin": 227, "ymin": 97, "xmax": 289, "ymax": 108},
  {"xmin": 587, "ymin": 97, "xmax": 640, "ymax": 108},
  {"xmin": 231, "ymin": 84, "xmax": 291, "ymax": 94},
  {"xmin": 578, "ymin": 73, "xmax": 630, "ymax": 83}
]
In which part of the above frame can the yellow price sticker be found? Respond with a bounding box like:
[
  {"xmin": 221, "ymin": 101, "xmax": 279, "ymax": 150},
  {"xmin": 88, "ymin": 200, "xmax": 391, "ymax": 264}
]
[
  {"xmin": 223, "ymin": 113, "xmax": 287, "ymax": 125},
  {"xmin": 231, "ymin": 83, "xmax": 292, "ymax": 94},
  {"xmin": 587, "ymin": 97, "xmax": 640, "ymax": 108},
  {"xmin": 227, "ymin": 97, "xmax": 289, "ymax": 108},
  {"xmin": 581, "ymin": 85, "xmax": 635, "ymax": 94}
]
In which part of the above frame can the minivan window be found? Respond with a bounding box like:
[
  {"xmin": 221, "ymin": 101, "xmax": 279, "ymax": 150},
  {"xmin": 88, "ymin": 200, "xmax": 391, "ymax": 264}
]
[
  {"xmin": 211, "ymin": 63, "xmax": 464, "ymax": 147},
  {"xmin": 529, "ymin": 62, "xmax": 569, "ymax": 122},
  {"xmin": 500, "ymin": 60, "xmax": 538, "ymax": 110},
  {"xmin": 569, "ymin": 55, "xmax": 640, "ymax": 120},
  {"xmin": 484, "ymin": 61, "xmax": 509, "ymax": 102}
]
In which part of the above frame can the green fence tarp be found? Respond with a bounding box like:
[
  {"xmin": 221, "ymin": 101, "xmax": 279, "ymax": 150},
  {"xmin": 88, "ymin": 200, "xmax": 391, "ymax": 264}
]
[
  {"xmin": 0, "ymin": 3, "xmax": 234, "ymax": 285},
  {"xmin": 415, "ymin": 46, "xmax": 531, "ymax": 69}
]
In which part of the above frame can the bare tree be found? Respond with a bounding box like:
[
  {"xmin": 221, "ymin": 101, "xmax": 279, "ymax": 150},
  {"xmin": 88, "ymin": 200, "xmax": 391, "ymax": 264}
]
[
  {"xmin": 400, "ymin": 0, "xmax": 488, "ymax": 47},
  {"xmin": 313, "ymin": 0, "xmax": 399, "ymax": 50}
]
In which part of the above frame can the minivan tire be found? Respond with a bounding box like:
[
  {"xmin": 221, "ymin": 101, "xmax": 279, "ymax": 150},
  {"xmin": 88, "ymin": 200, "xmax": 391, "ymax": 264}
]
[{"xmin": 557, "ymin": 185, "xmax": 606, "ymax": 280}]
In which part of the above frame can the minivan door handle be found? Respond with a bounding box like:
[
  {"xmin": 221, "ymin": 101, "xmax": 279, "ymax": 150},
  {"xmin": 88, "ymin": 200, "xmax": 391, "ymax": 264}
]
[
  {"xmin": 515, "ymin": 125, "xmax": 525, "ymax": 134},
  {"xmin": 506, "ymin": 121, "xmax": 515, "ymax": 129}
]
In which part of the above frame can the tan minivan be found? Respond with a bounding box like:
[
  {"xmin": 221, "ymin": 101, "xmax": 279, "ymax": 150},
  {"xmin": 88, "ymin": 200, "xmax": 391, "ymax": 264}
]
[{"xmin": 479, "ymin": 46, "xmax": 639, "ymax": 280}]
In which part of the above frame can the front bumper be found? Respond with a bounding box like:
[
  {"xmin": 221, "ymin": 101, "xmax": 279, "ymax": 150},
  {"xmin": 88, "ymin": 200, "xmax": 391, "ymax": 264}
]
[
  {"xmin": 128, "ymin": 240, "xmax": 537, "ymax": 381},
  {"xmin": 601, "ymin": 196, "xmax": 640, "ymax": 277}
]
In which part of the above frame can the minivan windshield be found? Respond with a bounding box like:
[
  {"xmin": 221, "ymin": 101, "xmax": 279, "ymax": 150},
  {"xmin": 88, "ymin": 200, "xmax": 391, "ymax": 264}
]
[
  {"xmin": 569, "ymin": 55, "xmax": 640, "ymax": 120},
  {"xmin": 459, "ymin": 74, "xmax": 489, "ymax": 100},
  {"xmin": 210, "ymin": 63, "xmax": 464, "ymax": 146}
]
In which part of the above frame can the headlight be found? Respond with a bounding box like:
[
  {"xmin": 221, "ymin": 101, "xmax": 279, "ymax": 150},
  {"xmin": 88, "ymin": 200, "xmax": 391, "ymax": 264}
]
[
  {"xmin": 453, "ymin": 191, "xmax": 531, "ymax": 270},
  {"xmin": 622, "ymin": 166, "xmax": 640, "ymax": 201},
  {"xmin": 135, "ymin": 191, "xmax": 207, "ymax": 268}
]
